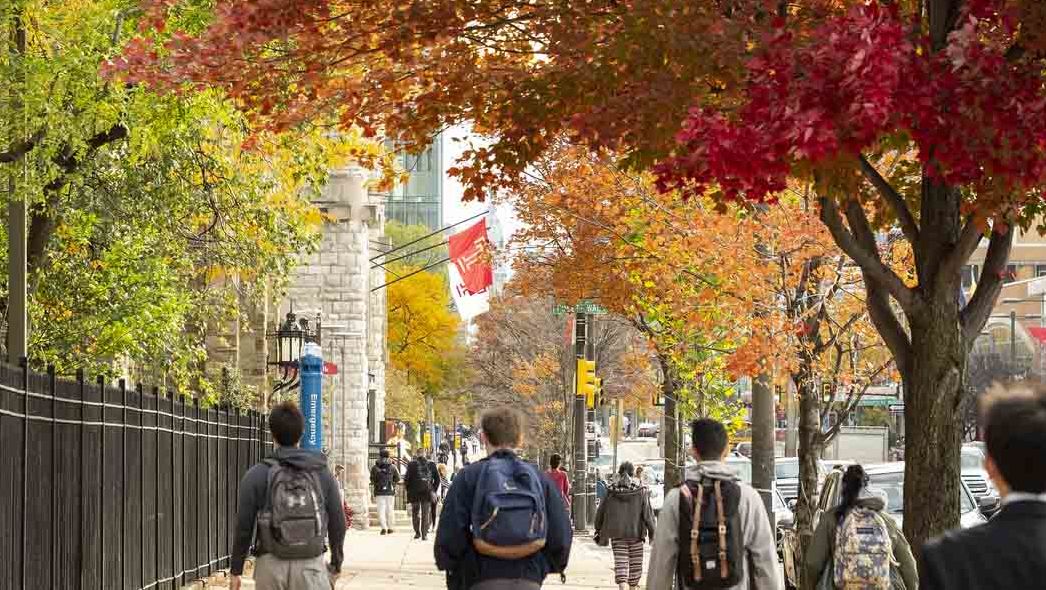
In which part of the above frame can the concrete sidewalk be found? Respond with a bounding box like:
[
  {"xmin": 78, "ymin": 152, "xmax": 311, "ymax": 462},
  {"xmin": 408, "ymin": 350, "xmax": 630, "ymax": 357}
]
[
  {"xmin": 191, "ymin": 528, "xmax": 649, "ymax": 589},
  {"xmin": 338, "ymin": 528, "xmax": 648, "ymax": 589}
]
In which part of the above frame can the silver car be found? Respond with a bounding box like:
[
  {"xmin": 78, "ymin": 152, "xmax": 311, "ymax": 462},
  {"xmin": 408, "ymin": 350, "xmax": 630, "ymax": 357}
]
[
  {"xmin": 782, "ymin": 462, "xmax": 985, "ymax": 588},
  {"xmin": 961, "ymin": 444, "xmax": 1001, "ymax": 516}
]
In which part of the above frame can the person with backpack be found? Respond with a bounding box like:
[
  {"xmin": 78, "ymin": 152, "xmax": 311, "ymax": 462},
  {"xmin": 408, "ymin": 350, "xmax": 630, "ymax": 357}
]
[
  {"xmin": 921, "ymin": 384, "xmax": 1046, "ymax": 590},
  {"xmin": 804, "ymin": 464, "xmax": 917, "ymax": 590},
  {"xmin": 405, "ymin": 449, "xmax": 440, "ymax": 540},
  {"xmin": 545, "ymin": 453, "xmax": 571, "ymax": 510},
  {"xmin": 647, "ymin": 418, "xmax": 781, "ymax": 590},
  {"xmin": 230, "ymin": 402, "xmax": 346, "ymax": 590},
  {"xmin": 594, "ymin": 462, "xmax": 656, "ymax": 590},
  {"xmin": 434, "ymin": 407, "xmax": 572, "ymax": 590},
  {"xmin": 371, "ymin": 448, "xmax": 400, "ymax": 535}
]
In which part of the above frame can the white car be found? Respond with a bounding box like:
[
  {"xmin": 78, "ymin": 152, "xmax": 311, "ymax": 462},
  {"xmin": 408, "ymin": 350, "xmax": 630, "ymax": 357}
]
[{"xmin": 636, "ymin": 459, "xmax": 666, "ymax": 512}]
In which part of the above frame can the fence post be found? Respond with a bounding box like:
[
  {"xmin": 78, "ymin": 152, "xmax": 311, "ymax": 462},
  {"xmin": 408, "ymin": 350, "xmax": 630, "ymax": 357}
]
[
  {"xmin": 19, "ymin": 357, "xmax": 27, "ymax": 590},
  {"xmin": 194, "ymin": 397, "xmax": 201, "ymax": 579},
  {"xmin": 119, "ymin": 378, "xmax": 127, "ymax": 590},
  {"xmin": 153, "ymin": 386, "xmax": 160, "ymax": 590},
  {"xmin": 170, "ymin": 391, "xmax": 179, "ymax": 588},
  {"xmin": 48, "ymin": 365, "xmax": 57, "ymax": 589},
  {"xmin": 77, "ymin": 369, "xmax": 86, "ymax": 590},
  {"xmin": 137, "ymin": 382, "xmax": 145, "ymax": 590},
  {"xmin": 97, "ymin": 375, "xmax": 106, "ymax": 590}
]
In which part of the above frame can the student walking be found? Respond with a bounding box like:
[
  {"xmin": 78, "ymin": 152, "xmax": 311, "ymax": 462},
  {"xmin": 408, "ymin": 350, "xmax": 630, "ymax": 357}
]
[
  {"xmin": 594, "ymin": 462, "xmax": 656, "ymax": 590},
  {"xmin": 647, "ymin": 418, "xmax": 781, "ymax": 590},
  {"xmin": 804, "ymin": 464, "xmax": 917, "ymax": 590},
  {"xmin": 405, "ymin": 450, "xmax": 439, "ymax": 540},
  {"xmin": 546, "ymin": 453, "xmax": 571, "ymax": 509},
  {"xmin": 370, "ymin": 448, "xmax": 400, "ymax": 535},
  {"xmin": 435, "ymin": 407, "xmax": 572, "ymax": 590},
  {"xmin": 921, "ymin": 384, "xmax": 1046, "ymax": 590},
  {"xmin": 229, "ymin": 402, "xmax": 346, "ymax": 590}
]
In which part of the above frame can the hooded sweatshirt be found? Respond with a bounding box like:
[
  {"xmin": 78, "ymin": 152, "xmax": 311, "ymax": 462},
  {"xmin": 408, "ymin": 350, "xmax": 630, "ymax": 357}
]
[
  {"xmin": 803, "ymin": 492, "xmax": 918, "ymax": 590},
  {"xmin": 230, "ymin": 447, "xmax": 346, "ymax": 576},
  {"xmin": 646, "ymin": 461, "xmax": 782, "ymax": 590},
  {"xmin": 371, "ymin": 456, "xmax": 400, "ymax": 496},
  {"xmin": 594, "ymin": 475, "xmax": 656, "ymax": 545}
]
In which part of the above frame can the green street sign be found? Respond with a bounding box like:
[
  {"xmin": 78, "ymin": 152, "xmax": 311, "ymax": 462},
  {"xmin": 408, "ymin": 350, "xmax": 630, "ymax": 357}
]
[{"xmin": 552, "ymin": 300, "xmax": 608, "ymax": 316}]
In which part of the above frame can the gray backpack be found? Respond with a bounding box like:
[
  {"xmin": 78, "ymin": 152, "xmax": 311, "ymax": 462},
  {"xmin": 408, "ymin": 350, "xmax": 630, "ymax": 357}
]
[{"xmin": 256, "ymin": 459, "xmax": 328, "ymax": 559}]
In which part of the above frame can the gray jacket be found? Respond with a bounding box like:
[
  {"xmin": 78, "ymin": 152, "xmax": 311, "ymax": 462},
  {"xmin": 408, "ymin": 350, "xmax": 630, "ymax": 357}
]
[
  {"xmin": 647, "ymin": 462, "xmax": 783, "ymax": 590},
  {"xmin": 594, "ymin": 476, "xmax": 656, "ymax": 544}
]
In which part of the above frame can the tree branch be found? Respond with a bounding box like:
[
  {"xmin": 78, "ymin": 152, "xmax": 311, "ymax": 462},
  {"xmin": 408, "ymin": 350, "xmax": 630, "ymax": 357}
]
[
  {"xmin": 941, "ymin": 216, "xmax": 984, "ymax": 280},
  {"xmin": 859, "ymin": 154, "xmax": 919, "ymax": 243},
  {"xmin": 961, "ymin": 227, "xmax": 1015, "ymax": 346},
  {"xmin": 0, "ymin": 128, "xmax": 46, "ymax": 163},
  {"xmin": 818, "ymin": 196, "xmax": 917, "ymax": 313}
]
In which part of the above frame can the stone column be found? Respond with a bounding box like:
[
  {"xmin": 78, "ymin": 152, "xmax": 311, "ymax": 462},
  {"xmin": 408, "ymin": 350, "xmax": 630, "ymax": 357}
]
[{"xmin": 282, "ymin": 165, "xmax": 375, "ymax": 528}]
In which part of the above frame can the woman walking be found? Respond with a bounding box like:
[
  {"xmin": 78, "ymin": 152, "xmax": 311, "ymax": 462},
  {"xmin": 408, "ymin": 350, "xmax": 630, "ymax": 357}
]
[
  {"xmin": 804, "ymin": 464, "xmax": 918, "ymax": 589},
  {"xmin": 594, "ymin": 462, "xmax": 656, "ymax": 590}
]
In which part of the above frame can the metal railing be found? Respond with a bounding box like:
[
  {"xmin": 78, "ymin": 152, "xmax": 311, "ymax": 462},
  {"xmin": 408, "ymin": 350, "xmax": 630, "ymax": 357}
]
[{"xmin": 0, "ymin": 360, "xmax": 269, "ymax": 590}]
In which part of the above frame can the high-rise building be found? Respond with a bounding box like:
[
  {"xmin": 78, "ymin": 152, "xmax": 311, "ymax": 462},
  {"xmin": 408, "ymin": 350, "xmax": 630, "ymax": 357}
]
[{"xmin": 376, "ymin": 134, "xmax": 443, "ymax": 230}]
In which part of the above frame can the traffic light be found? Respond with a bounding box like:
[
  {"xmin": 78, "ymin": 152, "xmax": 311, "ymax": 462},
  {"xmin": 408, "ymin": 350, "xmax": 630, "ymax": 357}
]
[
  {"xmin": 595, "ymin": 377, "xmax": 606, "ymax": 407},
  {"xmin": 577, "ymin": 359, "xmax": 597, "ymax": 408},
  {"xmin": 822, "ymin": 382, "xmax": 833, "ymax": 403}
]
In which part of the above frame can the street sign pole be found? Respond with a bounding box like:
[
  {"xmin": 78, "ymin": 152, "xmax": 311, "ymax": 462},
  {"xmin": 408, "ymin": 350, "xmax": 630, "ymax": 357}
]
[{"xmin": 572, "ymin": 313, "xmax": 590, "ymax": 532}]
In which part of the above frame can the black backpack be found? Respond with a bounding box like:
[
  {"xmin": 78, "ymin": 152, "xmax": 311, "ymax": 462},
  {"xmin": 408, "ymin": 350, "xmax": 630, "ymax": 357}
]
[
  {"xmin": 413, "ymin": 458, "xmax": 433, "ymax": 493},
  {"xmin": 256, "ymin": 459, "xmax": 328, "ymax": 559},
  {"xmin": 676, "ymin": 477, "xmax": 744, "ymax": 589},
  {"xmin": 375, "ymin": 463, "xmax": 396, "ymax": 493}
]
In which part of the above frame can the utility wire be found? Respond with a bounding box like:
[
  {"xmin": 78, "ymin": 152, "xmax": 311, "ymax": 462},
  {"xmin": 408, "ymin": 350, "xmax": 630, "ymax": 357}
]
[
  {"xmin": 369, "ymin": 210, "xmax": 486, "ymax": 262},
  {"xmin": 371, "ymin": 239, "xmax": 449, "ymax": 269},
  {"xmin": 371, "ymin": 256, "xmax": 451, "ymax": 292}
]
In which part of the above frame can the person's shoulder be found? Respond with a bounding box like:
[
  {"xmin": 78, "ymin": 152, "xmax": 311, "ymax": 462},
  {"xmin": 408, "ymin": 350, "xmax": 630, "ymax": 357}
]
[{"xmin": 925, "ymin": 518, "xmax": 1002, "ymax": 557}]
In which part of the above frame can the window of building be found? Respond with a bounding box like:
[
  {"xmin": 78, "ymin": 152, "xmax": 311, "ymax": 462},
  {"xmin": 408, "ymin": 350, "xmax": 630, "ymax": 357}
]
[
  {"xmin": 1036, "ymin": 264, "xmax": 1046, "ymax": 278},
  {"xmin": 1006, "ymin": 264, "xmax": 1018, "ymax": 283}
]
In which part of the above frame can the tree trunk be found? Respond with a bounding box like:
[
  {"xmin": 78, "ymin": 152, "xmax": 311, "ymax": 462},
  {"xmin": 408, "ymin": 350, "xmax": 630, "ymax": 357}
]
[
  {"xmin": 794, "ymin": 377, "xmax": 822, "ymax": 587},
  {"xmin": 661, "ymin": 357, "xmax": 682, "ymax": 491},
  {"xmin": 902, "ymin": 305, "xmax": 964, "ymax": 545}
]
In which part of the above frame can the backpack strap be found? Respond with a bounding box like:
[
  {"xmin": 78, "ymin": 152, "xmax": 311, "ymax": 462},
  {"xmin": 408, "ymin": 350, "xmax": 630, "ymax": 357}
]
[
  {"xmin": 714, "ymin": 480, "xmax": 729, "ymax": 580},
  {"xmin": 679, "ymin": 482, "xmax": 704, "ymax": 583}
]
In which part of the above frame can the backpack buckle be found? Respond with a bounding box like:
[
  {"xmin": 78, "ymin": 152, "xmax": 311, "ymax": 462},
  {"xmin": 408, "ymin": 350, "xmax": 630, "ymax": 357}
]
[
  {"xmin": 718, "ymin": 524, "xmax": 726, "ymax": 534},
  {"xmin": 690, "ymin": 530, "xmax": 699, "ymax": 539}
]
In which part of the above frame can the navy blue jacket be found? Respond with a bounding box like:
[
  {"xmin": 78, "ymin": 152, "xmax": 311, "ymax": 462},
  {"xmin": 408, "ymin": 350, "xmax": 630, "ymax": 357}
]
[{"xmin": 434, "ymin": 450, "xmax": 572, "ymax": 589}]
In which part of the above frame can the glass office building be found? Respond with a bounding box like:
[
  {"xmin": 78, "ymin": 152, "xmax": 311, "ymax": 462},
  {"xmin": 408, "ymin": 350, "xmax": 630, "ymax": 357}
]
[{"xmin": 377, "ymin": 134, "xmax": 443, "ymax": 231}]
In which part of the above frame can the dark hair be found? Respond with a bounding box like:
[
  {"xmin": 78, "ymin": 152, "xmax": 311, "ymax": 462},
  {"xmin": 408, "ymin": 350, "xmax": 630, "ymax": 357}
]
[
  {"xmin": 837, "ymin": 465, "xmax": 869, "ymax": 524},
  {"xmin": 691, "ymin": 418, "xmax": 728, "ymax": 460},
  {"xmin": 982, "ymin": 384, "xmax": 1046, "ymax": 493},
  {"xmin": 379, "ymin": 448, "xmax": 390, "ymax": 459},
  {"xmin": 481, "ymin": 407, "xmax": 525, "ymax": 447},
  {"xmin": 618, "ymin": 461, "xmax": 635, "ymax": 477},
  {"xmin": 269, "ymin": 402, "xmax": 305, "ymax": 447},
  {"xmin": 549, "ymin": 453, "xmax": 562, "ymax": 470}
]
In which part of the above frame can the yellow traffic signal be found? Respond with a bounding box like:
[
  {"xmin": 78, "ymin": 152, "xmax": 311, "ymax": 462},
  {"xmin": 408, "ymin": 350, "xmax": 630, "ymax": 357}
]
[
  {"xmin": 577, "ymin": 359, "xmax": 597, "ymax": 408},
  {"xmin": 595, "ymin": 377, "xmax": 605, "ymax": 408}
]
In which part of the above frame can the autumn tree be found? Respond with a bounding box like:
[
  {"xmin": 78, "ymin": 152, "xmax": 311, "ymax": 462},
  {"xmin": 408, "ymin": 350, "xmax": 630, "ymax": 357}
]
[
  {"xmin": 120, "ymin": 0, "xmax": 1046, "ymax": 542},
  {"xmin": 468, "ymin": 292, "xmax": 654, "ymax": 461}
]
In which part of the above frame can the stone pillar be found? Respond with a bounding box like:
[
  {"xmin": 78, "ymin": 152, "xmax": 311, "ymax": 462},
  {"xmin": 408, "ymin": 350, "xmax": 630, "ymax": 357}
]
[
  {"xmin": 367, "ymin": 196, "xmax": 388, "ymax": 443},
  {"xmin": 281, "ymin": 166, "xmax": 376, "ymax": 528}
]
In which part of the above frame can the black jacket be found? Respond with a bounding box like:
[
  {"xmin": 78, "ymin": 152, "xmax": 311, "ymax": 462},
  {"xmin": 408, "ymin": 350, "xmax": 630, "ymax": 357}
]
[
  {"xmin": 371, "ymin": 457, "xmax": 400, "ymax": 496},
  {"xmin": 434, "ymin": 450, "xmax": 573, "ymax": 590},
  {"xmin": 921, "ymin": 500, "xmax": 1046, "ymax": 590},
  {"xmin": 230, "ymin": 447, "xmax": 346, "ymax": 576},
  {"xmin": 593, "ymin": 477, "xmax": 656, "ymax": 545},
  {"xmin": 405, "ymin": 456, "xmax": 440, "ymax": 503}
]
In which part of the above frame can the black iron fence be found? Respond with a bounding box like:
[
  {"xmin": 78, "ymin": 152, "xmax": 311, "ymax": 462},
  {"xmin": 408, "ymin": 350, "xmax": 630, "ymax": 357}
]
[{"xmin": 0, "ymin": 360, "xmax": 272, "ymax": 590}]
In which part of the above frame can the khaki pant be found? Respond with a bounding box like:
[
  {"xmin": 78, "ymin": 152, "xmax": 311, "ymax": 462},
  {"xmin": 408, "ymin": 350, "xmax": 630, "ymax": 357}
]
[{"xmin": 254, "ymin": 554, "xmax": 332, "ymax": 590}]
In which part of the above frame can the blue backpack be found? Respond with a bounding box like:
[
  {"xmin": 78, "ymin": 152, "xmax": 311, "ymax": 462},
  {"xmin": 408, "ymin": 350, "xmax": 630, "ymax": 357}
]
[{"xmin": 470, "ymin": 455, "xmax": 548, "ymax": 559}]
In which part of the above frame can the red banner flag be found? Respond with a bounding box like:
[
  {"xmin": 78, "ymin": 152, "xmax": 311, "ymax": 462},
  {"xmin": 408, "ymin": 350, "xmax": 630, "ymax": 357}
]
[{"xmin": 448, "ymin": 219, "xmax": 493, "ymax": 294}]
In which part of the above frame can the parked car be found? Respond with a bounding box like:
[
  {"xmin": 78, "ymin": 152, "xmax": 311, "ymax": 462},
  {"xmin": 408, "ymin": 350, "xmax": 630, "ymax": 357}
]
[
  {"xmin": 961, "ymin": 443, "xmax": 1001, "ymax": 516},
  {"xmin": 636, "ymin": 422, "xmax": 659, "ymax": 437},
  {"xmin": 733, "ymin": 441, "xmax": 752, "ymax": 457},
  {"xmin": 774, "ymin": 456, "xmax": 825, "ymax": 505},
  {"xmin": 781, "ymin": 462, "xmax": 986, "ymax": 588},
  {"xmin": 637, "ymin": 459, "xmax": 666, "ymax": 513},
  {"xmin": 724, "ymin": 455, "xmax": 792, "ymax": 552}
]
